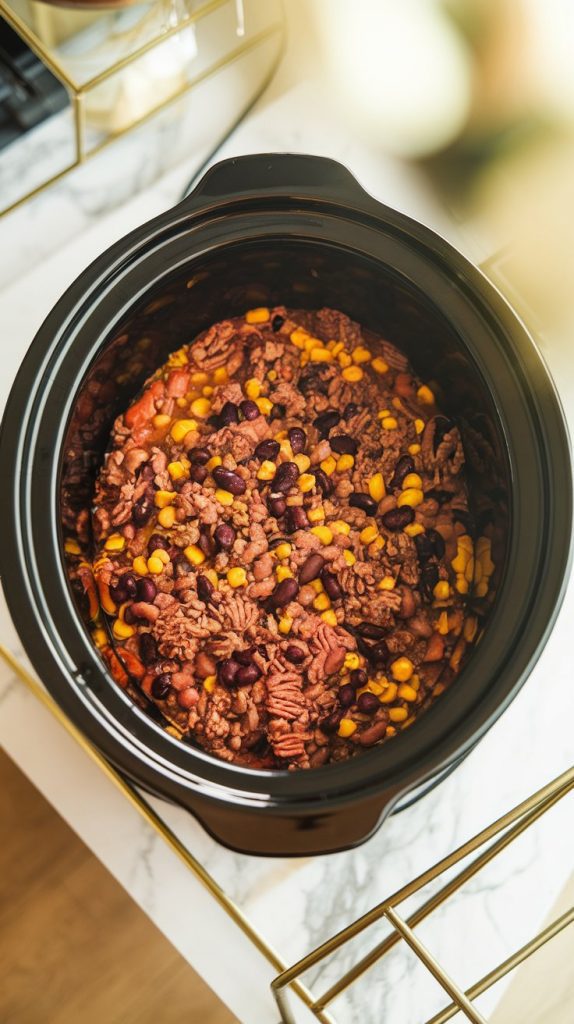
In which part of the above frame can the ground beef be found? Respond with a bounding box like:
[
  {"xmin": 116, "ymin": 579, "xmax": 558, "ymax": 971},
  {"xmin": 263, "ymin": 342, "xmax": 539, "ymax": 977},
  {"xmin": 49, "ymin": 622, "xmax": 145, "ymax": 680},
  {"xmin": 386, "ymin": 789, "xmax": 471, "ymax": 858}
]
[{"xmin": 85, "ymin": 306, "xmax": 492, "ymax": 770}]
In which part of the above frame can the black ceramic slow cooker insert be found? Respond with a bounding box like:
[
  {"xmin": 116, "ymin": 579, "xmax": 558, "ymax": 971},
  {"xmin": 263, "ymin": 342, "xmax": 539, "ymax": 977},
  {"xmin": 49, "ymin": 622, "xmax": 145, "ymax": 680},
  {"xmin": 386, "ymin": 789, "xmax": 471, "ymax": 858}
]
[{"xmin": 0, "ymin": 154, "xmax": 571, "ymax": 856}]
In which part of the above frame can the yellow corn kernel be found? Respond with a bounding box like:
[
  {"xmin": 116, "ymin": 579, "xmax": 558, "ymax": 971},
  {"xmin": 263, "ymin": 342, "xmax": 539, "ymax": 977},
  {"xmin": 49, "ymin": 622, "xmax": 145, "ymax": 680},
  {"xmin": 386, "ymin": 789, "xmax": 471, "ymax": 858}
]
[
  {"xmin": 459, "ymin": 534, "xmax": 474, "ymax": 554},
  {"xmin": 158, "ymin": 506, "xmax": 176, "ymax": 529},
  {"xmin": 377, "ymin": 409, "xmax": 391, "ymax": 419},
  {"xmin": 246, "ymin": 307, "xmax": 270, "ymax": 324},
  {"xmin": 286, "ymin": 495, "xmax": 303, "ymax": 507},
  {"xmin": 298, "ymin": 473, "xmax": 316, "ymax": 493},
  {"xmin": 167, "ymin": 348, "xmax": 188, "ymax": 367},
  {"xmin": 307, "ymin": 506, "xmax": 325, "ymax": 524},
  {"xmin": 404, "ymin": 523, "xmax": 424, "ymax": 538},
  {"xmin": 475, "ymin": 579, "xmax": 489, "ymax": 598},
  {"xmin": 389, "ymin": 706, "xmax": 409, "ymax": 722},
  {"xmin": 299, "ymin": 353, "xmax": 310, "ymax": 368},
  {"xmin": 190, "ymin": 371, "xmax": 209, "ymax": 385},
  {"xmin": 203, "ymin": 675, "xmax": 216, "ymax": 693},
  {"xmin": 344, "ymin": 652, "xmax": 360, "ymax": 671},
  {"xmin": 204, "ymin": 569, "xmax": 219, "ymax": 589},
  {"xmin": 293, "ymin": 453, "xmax": 311, "ymax": 473},
  {"xmin": 275, "ymin": 542, "xmax": 292, "ymax": 560},
  {"xmin": 342, "ymin": 365, "xmax": 364, "ymax": 382},
  {"xmin": 378, "ymin": 576, "xmax": 396, "ymax": 591},
  {"xmin": 227, "ymin": 567, "xmax": 247, "ymax": 588},
  {"xmin": 464, "ymin": 616, "xmax": 478, "ymax": 642},
  {"xmin": 464, "ymin": 556, "xmax": 475, "ymax": 583},
  {"xmin": 176, "ymin": 397, "xmax": 188, "ymax": 408},
  {"xmin": 331, "ymin": 341, "xmax": 345, "ymax": 356},
  {"xmin": 392, "ymin": 397, "xmax": 404, "ymax": 411},
  {"xmin": 190, "ymin": 397, "xmax": 211, "ymax": 419},
  {"xmin": 203, "ymin": 386, "xmax": 215, "ymax": 398},
  {"xmin": 91, "ymin": 627, "xmax": 107, "ymax": 649},
  {"xmin": 320, "ymin": 455, "xmax": 337, "ymax": 476},
  {"xmin": 279, "ymin": 439, "xmax": 293, "ymax": 460},
  {"xmin": 379, "ymin": 682, "xmax": 398, "ymax": 703},
  {"xmin": 304, "ymin": 335, "xmax": 323, "ymax": 353},
  {"xmin": 278, "ymin": 615, "xmax": 293, "ymax": 635},
  {"xmin": 368, "ymin": 473, "xmax": 385, "ymax": 502},
  {"xmin": 381, "ymin": 416, "xmax": 398, "ymax": 430},
  {"xmin": 274, "ymin": 430, "xmax": 288, "ymax": 441},
  {"xmin": 390, "ymin": 657, "xmax": 414, "ymax": 682},
  {"xmin": 168, "ymin": 460, "xmax": 187, "ymax": 481},
  {"xmin": 212, "ymin": 366, "xmax": 228, "ymax": 384},
  {"xmin": 276, "ymin": 565, "xmax": 293, "ymax": 582},
  {"xmin": 152, "ymin": 413, "xmax": 171, "ymax": 429},
  {"xmin": 313, "ymin": 592, "xmax": 332, "ymax": 612},
  {"xmin": 417, "ymin": 385, "xmax": 435, "ymax": 405},
  {"xmin": 257, "ymin": 460, "xmax": 276, "ymax": 481},
  {"xmin": 371, "ymin": 535, "xmax": 386, "ymax": 552},
  {"xmin": 155, "ymin": 490, "xmax": 175, "ymax": 509},
  {"xmin": 245, "ymin": 378, "xmax": 261, "ymax": 399},
  {"xmin": 113, "ymin": 619, "xmax": 135, "ymax": 640},
  {"xmin": 352, "ymin": 346, "xmax": 372, "ymax": 364},
  {"xmin": 170, "ymin": 419, "xmax": 198, "ymax": 443},
  {"xmin": 104, "ymin": 532, "xmax": 125, "ymax": 553},
  {"xmin": 343, "ymin": 549, "xmax": 356, "ymax": 566},
  {"xmin": 433, "ymin": 580, "xmax": 450, "ymax": 601},
  {"xmin": 215, "ymin": 489, "xmax": 234, "ymax": 507},
  {"xmin": 336, "ymin": 454, "xmax": 355, "ymax": 473},
  {"xmin": 290, "ymin": 328, "xmax": 309, "ymax": 349},
  {"xmin": 132, "ymin": 555, "xmax": 148, "ymax": 576},
  {"xmin": 267, "ymin": 369, "xmax": 278, "ymax": 382},
  {"xmin": 310, "ymin": 348, "xmax": 333, "ymax": 362},
  {"xmin": 415, "ymin": 418, "xmax": 425, "ymax": 435},
  {"xmin": 338, "ymin": 351, "xmax": 352, "ymax": 368},
  {"xmin": 256, "ymin": 397, "xmax": 273, "ymax": 415},
  {"xmin": 456, "ymin": 574, "xmax": 469, "ymax": 594},
  {"xmin": 408, "ymin": 443, "xmax": 421, "ymax": 456},
  {"xmin": 360, "ymin": 524, "xmax": 378, "ymax": 544},
  {"xmin": 156, "ymin": 548, "xmax": 170, "ymax": 565},
  {"xmin": 437, "ymin": 611, "xmax": 450, "ymax": 635},
  {"xmin": 402, "ymin": 473, "xmax": 423, "ymax": 490},
  {"xmin": 311, "ymin": 525, "xmax": 333, "ymax": 545},
  {"xmin": 397, "ymin": 488, "xmax": 424, "ymax": 508},
  {"xmin": 371, "ymin": 357, "xmax": 389, "ymax": 374},
  {"xmin": 147, "ymin": 555, "xmax": 164, "ymax": 575},
  {"xmin": 451, "ymin": 550, "xmax": 468, "ymax": 574},
  {"xmin": 309, "ymin": 578, "xmax": 324, "ymax": 593},
  {"xmin": 398, "ymin": 684, "xmax": 417, "ymax": 702},
  {"xmin": 331, "ymin": 520, "xmax": 351, "ymax": 535},
  {"xmin": 338, "ymin": 718, "xmax": 357, "ymax": 738},
  {"xmin": 64, "ymin": 538, "xmax": 81, "ymax": 555},
  {"xmin": 206, "ymin": 455, "xmax": 222, "ymax": 472},
  {"xmin": 184, "ymin": 544, "xmax": 205, "ymax": 566}
]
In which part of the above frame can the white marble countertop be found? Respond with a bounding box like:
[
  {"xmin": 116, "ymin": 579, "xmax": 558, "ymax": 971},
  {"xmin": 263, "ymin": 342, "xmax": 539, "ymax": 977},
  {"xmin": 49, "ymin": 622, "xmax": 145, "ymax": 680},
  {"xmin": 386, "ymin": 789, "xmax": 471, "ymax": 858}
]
[{"xmin": 1, "ymin": 67, "xmax": 573, "ymax": 1024}]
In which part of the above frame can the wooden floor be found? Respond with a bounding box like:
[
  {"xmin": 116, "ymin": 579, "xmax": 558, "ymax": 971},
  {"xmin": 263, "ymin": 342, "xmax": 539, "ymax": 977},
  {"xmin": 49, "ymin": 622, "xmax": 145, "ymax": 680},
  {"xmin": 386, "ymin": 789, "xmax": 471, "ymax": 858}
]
[{"xmin": 0, "ymin": 750, "xmax": 237, "ymax": 1024}]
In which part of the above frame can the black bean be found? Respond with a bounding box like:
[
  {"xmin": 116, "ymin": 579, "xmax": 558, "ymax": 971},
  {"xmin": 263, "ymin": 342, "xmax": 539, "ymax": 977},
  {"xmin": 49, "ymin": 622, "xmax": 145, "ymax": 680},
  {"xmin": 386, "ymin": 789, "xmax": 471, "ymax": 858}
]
[
  {"xmin": 312, "ymin": 468, "xmax": 333, "ymax": 496},
  {"xmin": 350, "ymin": 668, "xmax": 368, "ymax": 689},
  {"xmin": 425, "ymin": 489, "xmax": 451, "ymax": 506},
  {"xmin": 218, "ymin": 658, "xmax": 240, "ymax": 688},
  {"xmin": 288, "ymin": 427, "xmax": 307, "ymax": 454},
  {"xmin": 151, "ymin": 673, "xmax": 171, "ymax": 699},
  {"xmin": 421, "ymin": 564, "xmax": 439, "ymax": 599},
  {"xmin": 188, "ymin": 446, "xmax": 211, "ymax": 465},
  {"xmin": 433, "ymin": 415, "xmax": 454, "ymax": 452},
  {"xmin": 139, "ymin": 633, "xmax": 158, "ymax": 665},
  {"xmin": 123, "ymin": 605, "xmax": 137, "ymax": 625},
  {"xmin": 148, "ymin": 534, "xmax": 168, "ymax": 554},
  {"xmin": 136, "ymin": 577, "xmax": 157, "ymax": 603},
  {"xmin": 427, "ymin": 528, "xmax": 446, "ymax": 559},
  {"xmin": 132, "ymin": 496, "xmax": 153, "ymax": 527},
  {"xmin": 357, "ymin": 692, "xmax": 380, "ymax": 714},
  {"xmin": 212, "ymin": 467, "xmax": 246, "ymax": 495},
  {"xmin": 272, "ymin": 314, "xmax": 285, "ymax": 331},
  {"xmin": 330, "ymin": 434, "xmax": 358, "ymax": 456},
  {"xmin": 234, "ymin": 647, "xmax": 256, "ymax": 666},
  {"xmin": 313, "ymin": 409, "xmax": 341, "ymax": 437},
  {"xmin": 270, "ymin": 403, "xmax": 286, "ymax": 420},
  {"xmin": 344, "ymin": 402, "xmax": 360, "ymax": 419},
  {"xmin": 273, "ymin": 461, "xmax": 299, "ymax": 493},
  {"xmin": 414, "ymin": 533, "xmax": 434, "ymax": 563},
  {"xmin": 299, "ymin": 365, "xmax": 329, "ymax": 398},
  {"xmin": 255, "ymin": 439, "xmax": 280, "ymax": 462},
  {"xmin": 299, "ymin": 553, "xmax": 325, "ymax": 584},
  {"xmin": 339, "ymin": 684, "xmax": 356, "ymax": 708},
  {"xmin": 370, "ymin": 641, "xmax": 389, "ymax": 664},
  {"xmin": 196, "ymin": 575, "xmax": 214, "ymax": 604},
  {"xmin": 285, "ymin": 506, "xmax": 308, "ymax": 533},
  {"xmin": 110, "ymin": 573, "xmax": 134, "ymax": 604},
  {"xmin": 268, "ymin": 495, "xmax": 287, "ymax": 518},
  {"xmin": 270, "ymin": 578, "xmax": 299, "ymax": 609},
  {"xmin": 239, "ymin": 399, "xmax": 259, "ymax": 421},
  {"xmin": 357, "ymin": 621, "xmax": 386, "ymax": 640},
  {"xmin": 235, "ymin": 663, "xmax": 261, "ymax": 686},
  {"xmin": 321, "ymin": 570, "xmax": 343, "ymax": 601},
  {"xmin": 382, "ymin": 506, "xmax": 415, "ymax": 531},
  {"xmin": 452, "ymin": 510, "xmax": 475, "ymax": 536},
  {"xmin": 320, "ymin": 710, "xmax": 343, "ymax": 735},
  {"xmin": 220, "ymin": 401, "xmax": 239, "ymax": 425},
  {"xmin": 285, "ymin": 645, "xmax": 306, "ymax": 664},
  {"xmin": 189, "ymin": 464, "xmax": 208, "ymax": 484},
  {"xmin": 349, "ymin": 492, "xmax": 378, "ymax": 516},
  {"xmin": 214, "ymin": 523, "xmax": 236, "ymax": 550},
  {"xmin": 390, "ymin": 454, "xmax": 415, "ymax": 490}
]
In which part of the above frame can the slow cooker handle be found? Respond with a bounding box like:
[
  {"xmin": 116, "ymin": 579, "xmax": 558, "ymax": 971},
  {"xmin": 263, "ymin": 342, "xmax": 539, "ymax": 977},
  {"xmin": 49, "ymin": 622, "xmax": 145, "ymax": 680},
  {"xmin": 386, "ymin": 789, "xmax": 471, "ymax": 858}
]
[{"xmin": 180, "ymin": 152, "xmax": 379, "ymax": 210}]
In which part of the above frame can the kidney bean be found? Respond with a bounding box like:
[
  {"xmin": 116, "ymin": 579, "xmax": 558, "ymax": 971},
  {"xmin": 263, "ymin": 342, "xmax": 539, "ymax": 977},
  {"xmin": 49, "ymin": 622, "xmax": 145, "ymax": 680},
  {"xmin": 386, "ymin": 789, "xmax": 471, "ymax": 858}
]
[
  {"xmin": 285, "ymin": 506, "xmax": 308, "ymax": 533},
  {"xmin": 218, "ymin": 658, "xmax": 240, "ymax": 687},
  {"xmin": 212, "ymin": 467, "xmax": 246, "ymax": 495},
  {"xmin": 285, "ymin": 645, "xmax": 306, "ymax": 664},
  {"xmin": 390, "ymin": 454, "xmax": 415, "ymax": 490},
  {"xmin": 220, "ymin": 401, "xmax": 239, "ymax": 425},
  {"xmin": 358, "ymin": 720, "xmax": 389, "ymax": 747},
  {"xmin": 196, "ymin": 575, "xmax": 214, "ymax": 604},
  {"xmin": 139, "ymin": 632, "xmax": 158, "ymax": 665},
  {"xmin": 136, "ymin": 577, "xmax": 157, "ymax": 602},
  {"xmin": 148, "ymin": 534, "xmax": 168, "ymax": 553},
  {"xmin": 198, "ymin": 529, "xmax": 216, "ymax": 558},
  {"xmin": 344, "ymin": 402, "xmax": 360, "ymax": 419},
  {"xmin": 234, "ymin": 647, "xmax": 256, "ymax": 666},
  {"xmin": 190, "ymin": 464, "xmax": 208, "ymax": 484},
  {"xmin": 273, "ymin": 461, "xmax": 299, "ymax": 493},
  {"xmin": 319, "ymin": 710, "xmax": 343, "ymax": 734},
  {"xmin": 236, "ymin": 663, "xmax": 261, "ymax": 686},
  {"xmin": 188, "ymin": 446, "xmax": 211, "ymax": 465},
  {"xmin": 299, "ymin": 553, "xmax": 325, "ymax": 584},
  {"xmin": 321, "ymin": 570, "xmax": 343, "ymax": 601},
  {"xmin": 427, "ymin": 528, "xmax": 446, "ymax": 559},
  {"xmin": 268, "ymin": 495, "xmax": 286, "ymax": 518},
  {"xmin": 270, "ymin": 577, "xmax": 299, "ymax": 609},
  {"xmin": 313, "ymin": 410, "xmax": 340, "ymax": 437},
  {"xmin": 255, "ymin": 439, "xmax": 280, "ymax": 462},
  {"xmin": 357, "ymin": 692, "xmax": 380, "ymax": 714},
  {"xmin": 271, "ymin": 403, "xmax": 286, "ymax": 420},
  {"xmin": 288, "ymin": 427, "xmax": 307, "ymax": 454},
  {"xmin": 151, "ymin": 673, "xmax": 171, "ymax": 699},
  {"xmin": 357, "ymin": 621, "xmax": 386, "ymax": 640},
  {"xmin": 123, "ymin": 605, "xmax": 137, "ymax": 625},
  {"xmin": 214, "ymin": 523, "xmax": 236, "ymax": 550},
  {"xmin": 132, "ymin": 496, "xmax": 153, "ymax": 527},
  {"xmin": 349, "ymin": 492, "xmax": 378, "ymax": 516},
  {"xmin": 330, "ymin": 434, "xmax": 358, "ymax": 456},
  {"xmin": 421, "ymin": 564, "xmax": 439, "ymax": 599},
  {"xmin": 350, "ymin": 668, "xmax": 368, "ymax": 689},
  {"xmin": 240, "ymin": 399, "xmax": 259, "ymax": 420},
  {"xmin": 272, "ymin": 314, "xmax": 285, "ymax": 331},
  {"xmin": 382, "ymin": 506, "xmax": 415, "ymax": 531},
  {"xmin": 339, "ymin": 684, "xmax": 356, "ymax": 708},
  {"xmin": 312, "ymin": 468, "xmax": 333, "ymax": 496}
]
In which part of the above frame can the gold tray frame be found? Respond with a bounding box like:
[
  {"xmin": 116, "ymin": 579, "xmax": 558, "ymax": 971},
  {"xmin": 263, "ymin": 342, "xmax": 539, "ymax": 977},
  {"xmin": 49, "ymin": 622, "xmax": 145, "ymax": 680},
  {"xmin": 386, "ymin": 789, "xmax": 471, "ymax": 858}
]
[{"xmin": 1, "ymin": 641, "xmax": 572, "ymax": 1024}]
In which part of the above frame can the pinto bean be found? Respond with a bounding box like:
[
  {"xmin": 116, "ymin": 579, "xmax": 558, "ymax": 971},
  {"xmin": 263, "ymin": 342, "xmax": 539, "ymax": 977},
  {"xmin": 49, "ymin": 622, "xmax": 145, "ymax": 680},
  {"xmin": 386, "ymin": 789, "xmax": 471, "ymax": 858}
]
[
  {"xmin": 358, "ymin": 719, "xmax": 389, "ymax": 746},
  {"xmin": 253, "ymin": 552, "xmax": 274, "ymax": 581}
]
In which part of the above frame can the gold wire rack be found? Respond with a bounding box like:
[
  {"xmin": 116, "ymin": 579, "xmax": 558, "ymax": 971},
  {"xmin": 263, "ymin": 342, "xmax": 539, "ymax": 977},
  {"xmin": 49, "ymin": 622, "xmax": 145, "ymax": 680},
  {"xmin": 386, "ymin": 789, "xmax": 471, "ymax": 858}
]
[{"xmin": 1, "ymin": 640, "xmax": 572, "ymax": 1024}]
